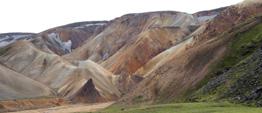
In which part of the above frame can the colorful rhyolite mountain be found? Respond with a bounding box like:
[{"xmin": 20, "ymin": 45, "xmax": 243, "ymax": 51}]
[{"xmin": 0, "ymin": 0, "xmax": 262, "ymax": 111}]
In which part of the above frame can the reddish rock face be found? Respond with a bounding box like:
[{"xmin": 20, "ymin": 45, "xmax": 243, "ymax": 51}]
[
  {"xmin": 194, "ymin": 3, "xmax": 262, "ymax": 44},
  {"xmin": 65, "ymin": 12, "xmax": 197, "ymax": 61},
  {"xmin": 60, "ymin": 11, "xmax": 201, "ymax": 93},
  {"xmin": 120, "ymin": 2, "xmax": 262, "ymax": 104},
  {"xmin": 102, "ymin": 27, "xmax": 191, "ymax": 75}
]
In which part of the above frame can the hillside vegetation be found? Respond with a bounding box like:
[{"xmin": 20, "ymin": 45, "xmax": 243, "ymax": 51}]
[{"xmin": 191, "ymin": 22, "xmax": 262, "ymax": 106}]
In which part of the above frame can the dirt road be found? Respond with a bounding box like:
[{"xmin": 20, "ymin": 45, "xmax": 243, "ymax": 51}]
[{"xmin": 8, "ymin": 102, "xmax": 114, "ymax": 113}]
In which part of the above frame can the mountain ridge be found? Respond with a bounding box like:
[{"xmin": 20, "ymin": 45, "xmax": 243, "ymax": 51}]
[{"xmin": 1, "ymin": 0, "xmax": 262, "ymax": 111}]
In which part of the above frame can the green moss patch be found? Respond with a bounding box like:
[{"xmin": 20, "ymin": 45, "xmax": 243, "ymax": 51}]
[{"xmin": 191, "ymin": 23, "xmax": 262, "ymax": 106}]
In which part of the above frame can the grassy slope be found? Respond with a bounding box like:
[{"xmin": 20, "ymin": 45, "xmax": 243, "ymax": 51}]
[
  {"xmin": 189, "ymin": 23, "xmax": 262, "ymax": 105},
  {"xmin": 90, "ymin": 102, "xmax": 262, "ymax": 113},
  {"xmin": 213, "ymin": 23, "xmax": 262, "ymax": 73}
]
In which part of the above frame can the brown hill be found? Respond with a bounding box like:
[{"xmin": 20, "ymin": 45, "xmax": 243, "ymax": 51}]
[
  {"xmin": 2, "ymin": 0, "xmax": 260, "ymax": 108},
  {"xmin": 120, "ymin": 1, "xmax": 262, "ymax": 104},
  {"xmin": 0, "ymin": 40, "xmax": 120, "ymax": 102},
  {"xmin": 0, "ymin": 64, "xmax": 52, "ymax": 100},
  {"xmin": 62, "ymin": 11, "xmax": 222, "ymax": 92},
  {"xmin": 0, "ymin": 8, "xmax": 227, "ymax": 103},
  {"xmin": 64, "ymin": 12, "xmax": 199, "ymax": 62}
]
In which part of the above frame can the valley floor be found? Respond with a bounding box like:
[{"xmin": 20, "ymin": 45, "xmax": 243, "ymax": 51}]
[
  {"xmin": 8, "ymin": 102, "xmax": 114, "ymax": 113},
  {"xmin": 94, "ymin": 102, "xmax": 262, "ymax": 113}
]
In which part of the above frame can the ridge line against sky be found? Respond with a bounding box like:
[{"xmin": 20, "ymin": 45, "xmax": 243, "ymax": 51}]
[{"xmin": 0, "ymin": 0, "xmax": 243, "ymax": 33}]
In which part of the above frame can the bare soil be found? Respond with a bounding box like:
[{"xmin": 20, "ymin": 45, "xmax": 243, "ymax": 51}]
[{"xmin": 8, "ymin": 102, "xmax": 114, "ymax": 113}]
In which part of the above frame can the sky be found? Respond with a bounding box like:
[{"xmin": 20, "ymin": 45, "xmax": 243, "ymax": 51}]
[{"xmin": 0, "ymin": 0, "xmax": 243, "ymax": 33}]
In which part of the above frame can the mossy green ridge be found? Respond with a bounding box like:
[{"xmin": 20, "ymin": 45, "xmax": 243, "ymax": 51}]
[
  {"xmin": 0, "ymin": 46, "xmax": 10, "ymax": 55},
  {"xmin": 190, "ymin": 22, "xmax": 262, "ymax": 106}
]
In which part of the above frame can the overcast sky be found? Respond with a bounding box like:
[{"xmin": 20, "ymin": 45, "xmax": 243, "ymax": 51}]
[{"xmin": 0, "ymin": 0, "xmax": 243, "ymax": 33}]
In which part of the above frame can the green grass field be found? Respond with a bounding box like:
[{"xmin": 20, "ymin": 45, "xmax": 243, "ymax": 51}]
[{"xmin": 91, "ymin": 102, "xmax": 262, "ymax": 113}]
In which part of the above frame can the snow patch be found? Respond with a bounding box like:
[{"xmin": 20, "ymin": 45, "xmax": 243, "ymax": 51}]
[
  {"xmin": 73, "ymin": 23, "xmax": 106, "ymax": 29},
  {"xmin": 47, "ymin": 33, "xmax": 72, "ymax": 53},
  {"xmin": 0, "ymin": 41, "xmax": 13, "ymax": 47},
  {"xmin": 0, "ymin": 34, "xmax": 33, "ymax": 48},
  {"xmin": 197, "ymin": 15, "xmax": 217, "ymax": 23},
  {"xmin": 64, "ymin": 40, "xmax": 72, "ymax": 53}
]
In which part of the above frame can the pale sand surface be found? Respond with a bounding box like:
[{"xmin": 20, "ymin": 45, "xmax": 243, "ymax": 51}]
[{"xmin": 8, "ymin": 102, "xmax": 114, "ymax": 113}]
